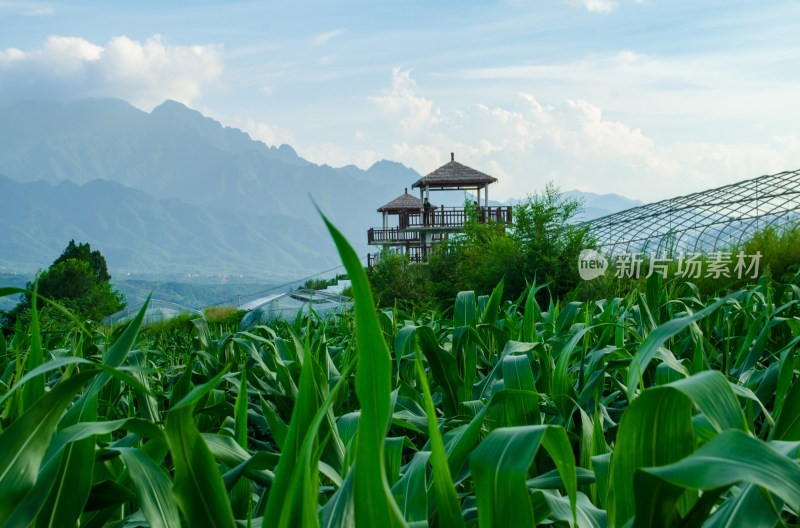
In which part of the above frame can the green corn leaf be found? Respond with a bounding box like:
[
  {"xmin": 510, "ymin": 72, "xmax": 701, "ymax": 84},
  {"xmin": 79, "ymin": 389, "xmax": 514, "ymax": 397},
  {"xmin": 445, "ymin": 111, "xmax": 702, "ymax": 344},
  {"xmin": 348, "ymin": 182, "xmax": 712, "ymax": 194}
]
[
  {"xmin": 35, "ymin": 393, "xmax": 97, "ymax": 528},
  {"xmin": 262, "ymin": 329, "xmax": 321, "ymax": 526},
  {"xmin": 63, "ymin": 295, "xmax": 152, "ymax": 425},
  {"xmin": 500, "ymin": 354, "xmax": 540, "ymax": 426},
  {"xmin": 416, "ymin": 325, "xmax": 462, "ymax": 417},
  {"xmin": 130, "ymin": 350, "xmax": 160, "ymax": 424},
  {"xmin": 318, "ymin": 207, "xmax": 407, "ymax": 528},
  {"xmin": 474, "ymin": 340, "xmax": 537, "ymax": 401},
  {"xmin": 543, "ymin": 491, "xmax": 607, "ymax": 528},
  {"xmin": 202, "ymin": 433, "xmax": 276, "ymax": 488},
  {"xmin": 0, "ymin": 356, "xmax": 154, "ymax": 409},
  {"xmin": 414, "ymin": 348, "xmax": 465, "ymax": 528},
  {"xmin": 0, "ymin": 371, "xmax": 95, "ymax": 523},
  {"xmin": 455, "ymin": 291, "xmax": 477, "ymax": 327},
  {"xmin": 232, "ymin": 368, "xmax": 251, "ymax": 518},
  {"xmin": 552, "ymin": 325, "xmax": 593, "ymax": 419},
  {"xmin": 442, "ymin": 402, "xmax": 489, "ymax": 479},
  {"xmin": 260, "ymin": 396, "xmax": 289, "ymax": 450},
  {"xmin": 608, "ymin": 386, "xmax": 694, "ymax": 528},
  {"xmin": 470, "ymin": 425, "xmax": 576, "ymax": 527},
  {"xmin": 627, "ymin": 291, "xmax": 740, "ymax": 399},
  {"xmin": 166, "ymin": 404, "xmax": 236, "ymax": 528},
  {"xmin": 21, "ymin": 281, "xmax": 44, "ymax": 411},
  {"xmin": 480, "ymin": 277, "xmax": 504, "ymax": 325},
  {"xmin": 321, "ymin": 468, "xmax": 355, "ymax": 528},
  {"xmin": 703, "ymin": 484, "xmax": 783, "ymax": 528},
  {"xmin": 635, "ymin": 430, "xmax": 800, "ymax": 527},
  {"xmin": 391, "ymin": 451, "xmax": 431, "ymax": 524},
  {"xmin": 522, "ymin": 280, "xmax": 544, "ymax": 343},
  {"xmin": 384, "ymin": 437, "xmax": 406, "ymax": 487},
  {"xmin": 117, "ymin": 448, "xmax": 181, "ymax": 528},
  {"xmin": 771, "ymin": 376, "xmax": 800, "ymax": 440},
  {"xmin": 667, "ymin": 371, "xmax": 747, "ymax": 433}
]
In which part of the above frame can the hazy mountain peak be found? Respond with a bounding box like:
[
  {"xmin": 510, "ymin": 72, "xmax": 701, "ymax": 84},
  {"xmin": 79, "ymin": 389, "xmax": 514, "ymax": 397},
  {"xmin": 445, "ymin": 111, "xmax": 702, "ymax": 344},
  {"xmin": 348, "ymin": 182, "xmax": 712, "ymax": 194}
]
[
  {"xmin": 277, "ymin": 144, "xmax": 297, "ymax": 156},
  {"xmin": 152, "ymin": 99, "xmax": 190, "ymax": 113}
]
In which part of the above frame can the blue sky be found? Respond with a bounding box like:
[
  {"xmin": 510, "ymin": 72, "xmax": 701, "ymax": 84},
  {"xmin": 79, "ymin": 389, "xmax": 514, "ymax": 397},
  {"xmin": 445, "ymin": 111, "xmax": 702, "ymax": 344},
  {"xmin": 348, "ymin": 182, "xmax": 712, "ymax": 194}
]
[{"xmin": 1, "ymin": 0, "xmax": 799, "ymax": 202}]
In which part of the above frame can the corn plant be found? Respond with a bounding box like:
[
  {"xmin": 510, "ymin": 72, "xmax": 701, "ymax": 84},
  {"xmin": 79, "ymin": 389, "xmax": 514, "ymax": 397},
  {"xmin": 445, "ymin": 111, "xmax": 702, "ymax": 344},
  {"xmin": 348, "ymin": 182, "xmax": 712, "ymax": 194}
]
[{"xmin": 1, "ymin": 216, "xmax": 800, "ymax": 527}]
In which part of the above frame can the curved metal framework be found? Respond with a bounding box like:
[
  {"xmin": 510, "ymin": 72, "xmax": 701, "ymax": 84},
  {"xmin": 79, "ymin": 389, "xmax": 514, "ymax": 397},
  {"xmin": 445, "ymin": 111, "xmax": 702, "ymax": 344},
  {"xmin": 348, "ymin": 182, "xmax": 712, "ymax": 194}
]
[{"xmin": 585, "ymin": 169, "xmax": 800, "ymax": 255}]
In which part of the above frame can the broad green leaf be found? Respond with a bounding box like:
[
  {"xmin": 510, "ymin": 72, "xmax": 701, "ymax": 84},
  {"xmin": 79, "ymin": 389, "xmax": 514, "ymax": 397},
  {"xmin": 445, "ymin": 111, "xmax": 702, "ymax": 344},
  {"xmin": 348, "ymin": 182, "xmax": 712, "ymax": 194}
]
[
  {"xmin": 414, "ymin": 349, "xmax": 464, "ymax": 528},
  {"xmin": 668, "ymin": 371, "xmax": 747, "ymax": 433},
  {"xmin": 263, "ymin": 328, "xmax": 321, "ymax": 526},
  {"xmin": 416, "ymin": 325, "xmax": 462, "ymax": 417},
  {"xmin": 166, "ymin": 404, "xmax": 236, "ymax": 528},
  {"xmin": 35, "ymin": 393, "xmax": 97, "ymax": 528},
  {"xmin": 319, "ymin": 209, "xmax": 407, "ymax": 528},
  {"xmin": 232, "ymin": 368, "xmax": 251, "ymax": 518},
  {"xmin": 21, "ymin": 282, "xmax": 44, "ymax": 411},
  {"xmin": 63, "ymin": 296, "xmax": 151, "ymax": 426},
  {"xmin": 455, "ymin": 291, "xmax": 477, "ymax": 327},
  {"xmin": 480, "ymin": 277, "xmax": 504, "ymax": 324},
  {"xmin": 470, "ymin": 425, "xmax": 576, "ymax": 527},
  {"xmin": 391, "ymin": 452, "xmax": 431, "ymax": 524},
  {"xmin": 608, "ymin": 386, "xmax": 694, "ymax": 528},
  {"xmin": 627, "ymin": 292, "xmax": 740, "ymax": 399},
  {"xmin": 500, "ymin": 354, "xmax": 540, "ymax": 426},
  {"xmin": 0, "ymin": 371, "xmax": 94, "ymax": 523},
  {"xmin": 117, "ymin": 448, "xmax": 180, "ymax": 528},
  {"xmin": 636, "ymin": 430, "xmax": 800, "ymax": 526},
  {"xmin": 772, "ymin": 376, "xmax": 800, "ymax": 440}
]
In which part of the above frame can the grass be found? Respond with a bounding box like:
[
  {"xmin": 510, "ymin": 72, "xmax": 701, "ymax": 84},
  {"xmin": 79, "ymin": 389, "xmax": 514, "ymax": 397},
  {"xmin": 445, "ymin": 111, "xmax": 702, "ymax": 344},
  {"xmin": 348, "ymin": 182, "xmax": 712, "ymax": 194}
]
[{"xmin": 1, "ymin": 218, "xmax": 800, "ymax": 527}]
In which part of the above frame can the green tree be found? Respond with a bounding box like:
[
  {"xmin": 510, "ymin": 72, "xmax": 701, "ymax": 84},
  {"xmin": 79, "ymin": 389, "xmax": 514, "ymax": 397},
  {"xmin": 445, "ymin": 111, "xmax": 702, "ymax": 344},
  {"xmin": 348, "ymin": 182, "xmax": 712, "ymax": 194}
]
[
  {"xmin": 510, "ymin": 182, "xmax": 594, "ymax": 301},
  {"xmin": 2, "ymin": 241, "xmax": 125, "ymax": 328},
  {"xmin": 53, "ymin": 239, "xmax": 111, "ymax": 282}
]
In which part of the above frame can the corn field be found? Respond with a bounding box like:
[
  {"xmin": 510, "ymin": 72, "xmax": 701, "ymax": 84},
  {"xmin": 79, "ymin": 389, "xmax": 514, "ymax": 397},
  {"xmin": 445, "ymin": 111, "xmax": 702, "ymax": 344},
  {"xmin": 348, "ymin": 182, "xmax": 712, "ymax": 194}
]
[{"xmin": 2, "ymin": 216, "xmax": 800, "ymax": 527}]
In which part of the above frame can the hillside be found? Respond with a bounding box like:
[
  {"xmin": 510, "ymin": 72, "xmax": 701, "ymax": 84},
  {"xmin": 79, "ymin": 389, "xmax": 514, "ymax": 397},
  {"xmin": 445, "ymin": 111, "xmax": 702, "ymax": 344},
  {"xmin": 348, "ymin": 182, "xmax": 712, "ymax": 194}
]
[
  {"xmin": 0, "ymin": 98, "xmax": 642, "ymax": 280},
  {"xmin": 0, "ymin": 174, "xmax": 337, "ymax": 276}
]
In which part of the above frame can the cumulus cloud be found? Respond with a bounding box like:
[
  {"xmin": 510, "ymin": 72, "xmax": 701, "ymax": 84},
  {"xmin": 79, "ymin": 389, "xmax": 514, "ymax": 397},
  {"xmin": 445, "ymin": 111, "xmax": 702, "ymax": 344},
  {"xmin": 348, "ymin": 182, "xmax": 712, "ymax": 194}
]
[
  {"xmin": 367, "ymin": 68, "xmax": 799, "ymax": 202},
  {"xmin": 369, "ymin": 67, "xmax": 443, "ymax": 134},
  {"xmin": 0, "ymin": 35, "xmax": 223, "ymax": 110}
]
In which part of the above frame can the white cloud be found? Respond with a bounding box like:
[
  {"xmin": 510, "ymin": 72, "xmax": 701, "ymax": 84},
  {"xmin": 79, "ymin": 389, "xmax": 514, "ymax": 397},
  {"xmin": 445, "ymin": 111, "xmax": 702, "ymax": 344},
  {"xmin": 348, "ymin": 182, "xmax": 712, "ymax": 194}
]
[
  {"xmin": 237, "ymin": 118, "xmax": 294, "ymax": 147},
  {"xmin": 0, "ymin": 35, "xmax": 223, "ymax": 110},
  {"xmin": 366, "ymin": 69, "xmax": 800, "ymax": 203},
  {"xmin": 369, "ymin": 67, "xmax": 442, "ymax": 134},
  {"xmin": 314, "ymin": 28, "xmax": 346, "ymax": 44},
  {"xmin": 0, "ymin": 1, "xmax": 53, "ymax": 16},
  {"xmin": 300, "ymin": 143, "xmax": 382, "ymax": 169},
  {"xmin": 565, "ymin": 0, "xmax": 619, "ymax": 13}
]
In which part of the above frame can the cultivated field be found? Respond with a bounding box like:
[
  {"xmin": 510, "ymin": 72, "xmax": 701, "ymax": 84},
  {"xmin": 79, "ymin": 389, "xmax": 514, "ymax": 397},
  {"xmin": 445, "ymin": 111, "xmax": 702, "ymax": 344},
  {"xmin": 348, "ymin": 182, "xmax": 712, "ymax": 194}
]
[{"xmin": 1, "ymin": 217, "xmax": 799, "ymax": 527}]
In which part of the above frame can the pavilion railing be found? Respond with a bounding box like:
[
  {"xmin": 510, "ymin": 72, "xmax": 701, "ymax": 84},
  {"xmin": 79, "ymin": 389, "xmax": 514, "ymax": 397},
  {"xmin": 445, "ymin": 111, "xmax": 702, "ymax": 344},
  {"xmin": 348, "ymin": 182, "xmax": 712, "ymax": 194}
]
[
  {"xmin": 368, "ymin": 228, "xmax": 449, "ymax": 244},
  {"xmin": 398, "ymin": 206, "xmax": 512, "ymax": 229}
]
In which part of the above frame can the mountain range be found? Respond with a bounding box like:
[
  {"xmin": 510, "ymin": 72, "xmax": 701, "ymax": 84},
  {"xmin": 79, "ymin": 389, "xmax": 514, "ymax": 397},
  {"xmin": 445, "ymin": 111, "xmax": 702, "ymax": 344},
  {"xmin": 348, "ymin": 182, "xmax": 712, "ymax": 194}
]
[{"xmin": 0, "ymin": 98, "xmax": 642, "ymax": 279}]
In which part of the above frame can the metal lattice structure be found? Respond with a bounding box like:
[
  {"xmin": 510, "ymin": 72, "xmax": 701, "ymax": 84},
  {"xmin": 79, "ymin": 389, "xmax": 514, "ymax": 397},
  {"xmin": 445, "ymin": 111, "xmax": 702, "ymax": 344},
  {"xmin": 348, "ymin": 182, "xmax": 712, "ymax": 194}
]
[{"xmin": 586, "ymin": 169, "xmax": 800, "ymax": 255}]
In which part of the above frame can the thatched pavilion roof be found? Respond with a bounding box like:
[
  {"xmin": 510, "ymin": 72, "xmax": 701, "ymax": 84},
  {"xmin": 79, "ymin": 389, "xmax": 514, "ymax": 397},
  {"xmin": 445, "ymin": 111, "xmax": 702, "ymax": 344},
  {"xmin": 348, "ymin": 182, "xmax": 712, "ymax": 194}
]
[
  {"xmin": 412, "ymin": 153, "xmax": 497, "ymax": 190},
  {"xmin": 377, "ymin": 189, "xmax": 437, "ymax": 213}
]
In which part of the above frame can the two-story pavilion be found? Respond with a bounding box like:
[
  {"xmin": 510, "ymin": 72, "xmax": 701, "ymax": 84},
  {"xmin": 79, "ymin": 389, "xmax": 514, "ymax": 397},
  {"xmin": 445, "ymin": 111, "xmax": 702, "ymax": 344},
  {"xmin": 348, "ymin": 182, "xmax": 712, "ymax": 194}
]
[{"xmin": 367, "ymin": 153, "xmax": 512, "ymax": 267}]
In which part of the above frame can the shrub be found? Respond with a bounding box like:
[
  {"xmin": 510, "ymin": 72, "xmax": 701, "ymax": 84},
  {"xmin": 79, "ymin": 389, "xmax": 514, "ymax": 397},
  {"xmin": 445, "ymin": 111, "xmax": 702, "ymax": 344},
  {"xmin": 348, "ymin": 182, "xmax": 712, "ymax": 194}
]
[{"xmin": 368, "ymin": 250, "xmax": 432, "ymax": 311}]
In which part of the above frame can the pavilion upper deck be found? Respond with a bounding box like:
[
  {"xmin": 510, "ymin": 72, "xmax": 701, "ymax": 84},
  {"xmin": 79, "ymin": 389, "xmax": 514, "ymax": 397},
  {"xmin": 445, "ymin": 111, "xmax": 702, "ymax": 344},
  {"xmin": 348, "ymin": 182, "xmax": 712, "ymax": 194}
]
[{"xmin": 367, "ymin": 206, "xmax": 512, "ymax": 245}]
